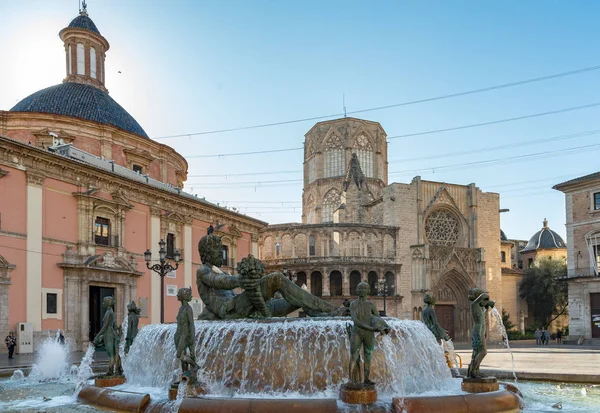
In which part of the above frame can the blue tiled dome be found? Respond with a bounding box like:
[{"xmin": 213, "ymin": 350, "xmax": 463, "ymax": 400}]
[
  {"xmin": 10, "ymin": 83, "xmax": 149, "ymax": 138},
  {"xmin": 521, "ymin": 219, "xmax": 566, "ymax": 253},
  {"xmin": 67, "ymin": 14, "xmax": 101, "ymax": 35},
  {"xmin": 500, "ymin": 230, "xmax": 508, "ymax": 242}
]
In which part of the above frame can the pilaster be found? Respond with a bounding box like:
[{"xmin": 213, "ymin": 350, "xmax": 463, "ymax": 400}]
[{"xmin": 26, "ymin": 170, "xmax": 44, "ymax": 331}]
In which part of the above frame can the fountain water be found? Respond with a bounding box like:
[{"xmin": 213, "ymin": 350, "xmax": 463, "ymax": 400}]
[
  {"xmin": 9, "ymin": 370, "xmax": 25, "ymax": 381},
  {"xmin": 124, "ymin": 318, "xmax": 453, "ymax": 396},
  {"xmin": 28, "ymin": 333, "xmax": 70, "ymax": 381},
  {"xmin": 490, "ymin": 307, "xmax": 517, "ymax": 381},
  {"xmin": 74, "ymin": 343, "xmax": 96, "ymax": 395}
]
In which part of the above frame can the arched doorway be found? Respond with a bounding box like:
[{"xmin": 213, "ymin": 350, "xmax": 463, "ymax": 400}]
[
  {"xmin": 296, "ymin": 271, "xmax": 307, "ymax": 288},
  {"xmin": 432, "ymin": 269, "xmax": 475, "ymax": 341},
  {"xmin": 310, "ymin": 271, "xmax": 322, "ymax": 296},
  {"xmin": 330, "ymin": 271, "xmax": 342, "ymax": 296},
  {"xmin": 349, "ymin": 270, "xmax": 362, "ymax": 296},
  {"xmin": 367, "ymin": 271, "xmax": 378, "ymax": 295},
  {"xmin": 384, "ymin": 271, "xmax": 395, "ymax": 296}
]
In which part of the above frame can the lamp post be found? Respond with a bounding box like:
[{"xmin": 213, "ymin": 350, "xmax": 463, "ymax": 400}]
[
  {"xmin": 378, "ymin": 279, "xmax": 394, "ymax": 317},
  {"xmin": 144, "ymin": 239, "xmax": 180, "ymax": 324}
]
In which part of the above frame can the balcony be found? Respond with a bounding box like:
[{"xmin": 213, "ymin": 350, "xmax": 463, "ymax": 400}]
[
  {"xmin": 566, "ymin": 267, "xmax": 599, "ymax": 279},
  {"xmin": 262, "ymin": 255, "xmax": 396, "ymax": 267},
  {"xmin": 94, "ymin": 234, "xmax": 119, "ymax": 248}
]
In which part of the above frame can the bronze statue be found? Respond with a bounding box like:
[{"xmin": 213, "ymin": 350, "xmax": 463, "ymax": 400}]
[
  {"xmin": 175, "ymin": 287, "xmax": 198, "ymax": 378},
  {"xmin": 124, "ymin": 301, "xmax": 140, "ymax": 354},
  {"xmin": 348, "ymin": 282, "xmax": 390, "ymax": 385},
  {"xmin": 466, "ymin": 288, "xmax": 495, "ymax": 379},
  {"xmin": 93, "ymin": 296, "xmax": 122, "ymax": 376},
  {"xmin": 195, "ymin": 231, "xmax": 348, "ymax": 319},
  {"xmin": 422, "ymin": 293, "xmax": 450, "ymax": 342}
]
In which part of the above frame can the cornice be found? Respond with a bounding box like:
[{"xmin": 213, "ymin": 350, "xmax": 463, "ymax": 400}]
[
  {"xmin": 26, "ymin": 170, "xmax": 46, "ymax": 186},
  {"xmin": 0, "ymin": 135, "xmax": 267, "ymax": 233}
]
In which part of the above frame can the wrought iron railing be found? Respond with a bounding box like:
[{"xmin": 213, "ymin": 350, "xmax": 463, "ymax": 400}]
[{"xmin": 94, "ymin": 234, "xmax": 119, "ymax": 248}]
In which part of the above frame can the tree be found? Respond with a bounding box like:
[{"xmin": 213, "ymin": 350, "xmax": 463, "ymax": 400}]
[
  {"xmin": 502, "ymin": 309, "xmax": 516, "ymax": 331},
  {"xmin": 519, "ymin": 257, "xmax": 568, "ymax": 328}
]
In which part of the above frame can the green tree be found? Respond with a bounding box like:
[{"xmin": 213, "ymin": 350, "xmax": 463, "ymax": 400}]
[
  {"xmin": 519, "ymin": 257, "xmax": 568, "ymax": 328},
  {"xmin": 502, "ymin": 308, "xmax": 516, "ymax": 331}
]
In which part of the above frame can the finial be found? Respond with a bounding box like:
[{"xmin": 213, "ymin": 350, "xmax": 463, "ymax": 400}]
[
  {"xmin": 80, "ymin": 0, "xmax": 88, "ymax": 16},
  {"xmin": 343, "ymin": 93, "xmax": 347, "ymax": 118},
  {"xmin": 543, "ymin": 218, "xmax": 548, "ymax": 228}
]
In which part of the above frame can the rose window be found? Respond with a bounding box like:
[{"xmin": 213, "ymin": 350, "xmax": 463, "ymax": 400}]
[{"xmin": 425, "ymin": 210, "xmax": 460, "ymax": 246}]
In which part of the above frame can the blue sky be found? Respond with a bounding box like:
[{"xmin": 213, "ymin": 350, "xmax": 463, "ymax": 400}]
[{"xmin": 2, "ymin": 0, "xmax": 600, "ymax": 241}]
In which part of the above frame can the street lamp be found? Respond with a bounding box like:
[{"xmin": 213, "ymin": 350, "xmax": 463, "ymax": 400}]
[
  {"xmin": 144, "ymin": 240, "xmax": 180, "ymax": 323},
  {"xmin": 378, "ymin": 279, "xmax": 394, "ymax": 317}
]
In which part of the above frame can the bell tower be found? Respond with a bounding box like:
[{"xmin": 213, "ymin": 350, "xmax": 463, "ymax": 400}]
[{"xmin": 59, "ymin": 1, "xmax": 110, "ymax": 93}]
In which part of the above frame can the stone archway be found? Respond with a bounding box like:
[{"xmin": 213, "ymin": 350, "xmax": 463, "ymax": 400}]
[{"xmin": 431, "ymin": 269, "xmax": 475, "ymax": 341}]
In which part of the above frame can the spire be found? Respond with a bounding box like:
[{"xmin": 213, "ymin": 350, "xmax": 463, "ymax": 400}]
[
  {"xmin": 343, "ymin": 153, "xmax": 366, "ymax": 191},
  {"xmin": 59, "ymin": 7, "xmax": 110, "ymax": 93},
  {"xmin": 79, "ymin": 0, "xmax": 88, "ymax": 16}
]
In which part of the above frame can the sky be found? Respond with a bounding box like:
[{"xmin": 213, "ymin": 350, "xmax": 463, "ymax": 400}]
[{"xmin": 2, "ymin": 0, "xmax": 600, "ymax": 241}]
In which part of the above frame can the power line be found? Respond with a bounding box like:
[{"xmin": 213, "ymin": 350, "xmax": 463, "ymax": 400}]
[
  {"xmin": 153, "ymin": 64, "xmax": 600, "ymax": 140},
  {"xmin": 386, "ymin": 102, "xmax": 600, "ymax": 140},
  {"xmin": 182, "ymin": 103, "xmax": 600, "ymax": 159},
  {"xmin": 187, "ymin": 142, "xmax": 600, "ymax": 188},
  {"xmin": 186, "ymin": 129, "xmax": 600, "ymax": 179}
]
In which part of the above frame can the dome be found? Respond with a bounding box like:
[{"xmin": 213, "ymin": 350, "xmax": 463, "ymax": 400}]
[
  {"xmin": 520, "ymin": 219, "xmax": 566, "ymax": 253},
  {"xmin": 10, "ymin": 83, "xmax": 149, "ymax": 139},
  {"xmin": 500, "ymin": 230, "xmax": 508, "ymax": 242},
  {"xmin": 67, "ymin": 14, "xmax": 101, "ymax": 35}
]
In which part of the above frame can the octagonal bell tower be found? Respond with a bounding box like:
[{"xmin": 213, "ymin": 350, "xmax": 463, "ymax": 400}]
[{"xmin": 302, "ymin": 117, "xmax": 388, "ymax": 224}]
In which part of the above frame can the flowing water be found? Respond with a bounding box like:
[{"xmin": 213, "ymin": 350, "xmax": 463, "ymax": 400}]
[
  {"xmin": 123, "ymin": 318, "xmax": 453, "ymax": 396},
  {"xmin": 74, "ymin": 343, "xmax": 96, "ymax": 395},
  {"xmin": 28, "ymin": 333, "xmax": 71, "ymax": 381},
  {"xmin": 490, "ymin": 307, "xmax": 517, "ymax": 381}
]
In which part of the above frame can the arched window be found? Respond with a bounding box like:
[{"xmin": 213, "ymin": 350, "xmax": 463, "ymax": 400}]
[
  {"xmin": 296, "ymin": 272, "xmax": 307, "ymax": 288},
  {"xmin": 322, "ymin": 189, "xmax": 341, "ymax": 223},
  {"xmin": 309, "ymin": 234, "xmax": 316, "ymax": 256},
  {"xmin": 330, "ymin": 271, "xmax": 343, "ymax": 296},
  {"xmin": 349, "ymin": 271, "xmax": 362, "ymax": 296},
  {"xmin": 367, "ymin": 271, "xmax": 378, "ymax": 294},
  {"xmin": 76, "ymin": 43, "xmax": 85, "ymax": 75},
  {"xmin": 324, "ymin": 135, "xmax": 344, "ymax": 178},
  {"xmin": 353, "ymin": 134, "xmax": 373, "ymax": 177},
  {"xmin": 311, "ymin": 271, "xmax": 322, "ymax": 296},
  {"xmin": 68, "ymin": 44, "xmax": 72, "ymax": 75},
  {"xmin": 90, "ymin": 47, "xmax": 97, "ymax": 79}
]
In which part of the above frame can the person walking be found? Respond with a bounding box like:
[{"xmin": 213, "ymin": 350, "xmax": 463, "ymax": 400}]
[
  {"xmin": 534, "ymin": 328, "xmax": 542, "ymax": 345},
  {"xmin": 540, "ymin": 329, "xmax": 546, "ymax": 345},
  {"xmin": 544, "ymin": 329, "xmax": 551, "ymax": 346},
  {"xmin": 556, "ymin": 329, "xmax": 563, "ymax": 344},
  {"xmin": 4, "ymin": 331, "xmax": 16, "ymax": 359}
]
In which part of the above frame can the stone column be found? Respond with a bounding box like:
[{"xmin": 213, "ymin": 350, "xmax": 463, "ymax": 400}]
[
  {"xmin": 251, "ymin": 234, "xmax": 259, "ymax": 257},
  {"xmin": 184, "ymin": 223, "xmax": 193, "ymax": 289},
  {"xmin": 26, "ymin": 171, "xmax": 44, "ymax": 331},
  {"xmin": 519, "ymin": 310, "xmax": 525, "ymax": 334},
  {"xmin": 322, "ymin": 268, "xmax": 330, "ymax": 297},
  {"xmin": 306, "ymin": 271, "xmax": 312, "ymax": 292},
  {"xmin": 342, "ymin": 268, "xmax": 350, "ymax": 297},
  {"xmin": 150, "ymin": 207, "xmax": 162, "ymax": 324},
  {"xmin": 0, "ymin": 258, "xmax": 14, "ymax": 349}
]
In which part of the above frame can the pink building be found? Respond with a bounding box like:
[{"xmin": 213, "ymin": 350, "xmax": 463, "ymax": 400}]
[{"xmin": 0, "ymin": 9, "xmax": 265, "ymax": 351}]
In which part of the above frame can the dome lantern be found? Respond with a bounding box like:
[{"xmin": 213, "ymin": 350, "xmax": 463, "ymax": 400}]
[{"xmin": 58, "ymin": 2, "xmax": 110, "ymax": 93}]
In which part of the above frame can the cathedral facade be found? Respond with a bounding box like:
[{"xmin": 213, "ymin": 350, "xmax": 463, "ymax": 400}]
[{"xmin": 259, "ymin": 117, "xmax": 502, "ymax": 341}]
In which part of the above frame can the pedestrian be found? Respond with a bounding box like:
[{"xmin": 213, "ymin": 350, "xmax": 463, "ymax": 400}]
[
  {"xmin": 534, "ymin": 328, "xmax": 541, "ymax": 345},
  {"xmin": 544, "ymin": 329, "xmax": 550, "ymax": 346},
  {"xmin": 540, "ymin": 329, "xmax": 546, "ymax": 345},
  {"xmin": 4, "ymin": 331, "xmax": 16, "ymax": 359},
  {"xmin": 556, "ymin": 329, "xmax": 563, "ymax": 344}
]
